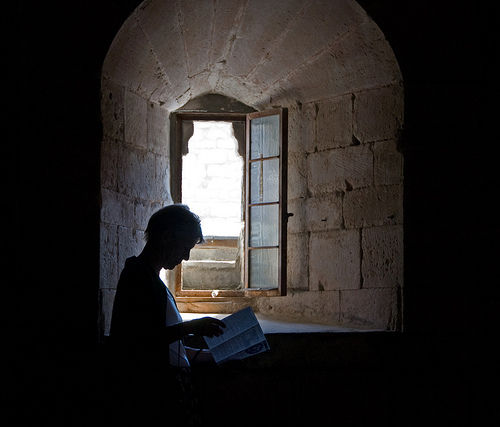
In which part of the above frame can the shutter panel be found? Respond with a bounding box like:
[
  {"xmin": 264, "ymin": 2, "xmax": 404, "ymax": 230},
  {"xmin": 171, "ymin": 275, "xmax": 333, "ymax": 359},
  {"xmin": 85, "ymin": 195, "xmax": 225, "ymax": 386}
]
[{"xmin": 245, "ymin": 109, "xmax": 287, "ymax": 295}]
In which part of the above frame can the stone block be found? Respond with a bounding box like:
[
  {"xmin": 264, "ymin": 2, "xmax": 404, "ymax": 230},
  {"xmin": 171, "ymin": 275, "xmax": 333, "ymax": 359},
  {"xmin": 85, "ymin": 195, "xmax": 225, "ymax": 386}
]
[
  {"xmin": 178, "ymin": 0, "xmax": 214, "ymax": 79},
  {"xmin": 343, "ymin": 184, "xmax": 403, "ymax": 229},
  {"xmin": 133, "ymin": 198, "xmax": 152, "ymax": 232},
  {"xmin": 101, "ymin": 79, "xmax": 124, "ymax": 140},
  {"xmin": 99, "ymin": 223, "xmax": 118, "ymax": 290},
  {"xmin": 228, "ymin": 0, "xmax": 309, "ymax": 79},
  {"xmin": 100, "ymin": 138, "xmax": 118, "ymax": 191},
  {"xmin": 254, "ymin": 290, "xmax": 340, "ymax": 325},
  {"xmin": 143, "ymin": 151, "xmax": 157, "ymax": 200},
  {"xmin": 306, "ymin": 194, "xmax": 343, "ymax": 232},
  {"xmin": 288, "ymin": 151, "xmax": 308, "ymax": 200},
  {"xmin": 137, "ymin": 1, "xmax": 190, "ymax": 100},
  {"xmin": 125, "ymin": 90, "xmax": 148, "ymax": 148},
  {"xmin": 362, "ymin": 225, "xmax": 403, "ymax": 288},
  {"xmin": 208, "ymin": 0, "xmax": 242, "ymax": 69},
  {"xmin": 315, "ymin": 95, "xmax": 352, "ymax": 151},
  {"xmin": 100, "ymin": 188, "xmax": 134, "ymax": 228},
  {"xmin": 154, "ymin": 154, "xmax": 172, "ymax": 203},
  {"xmin": 118, "ymin": 145, "xmax": 156, "ymax": 199},
  {"xmin": 309, "ymin": 229, "xmax": 360, "ymax": 291},
  {"xmin": 118, "ymin": 144, "xmax": 140, "ymax": 197},
  {"xmin": 286, "ymin": 232, "xmax": 309, "ymax": 291},
  {"xmin": 353, "ymin": 84, "xmax": 404, "ymax": 143},
  {"xmin": 373, "ymin": 139, "xmax": 403, "ymax": 186},
  {"xmin": 340, "ymin": 288, "xmax": 398, "ymax": 330},
  {"xmin": 287, "ymin": 198, "xmax": 306, "ymax": 234},
  {"xmin": 253, "ymin": 0, "xmax": 365, "ymax": 90},
  {"xmin": 285, "ymin": 20, "xmax": 400, "ymax": 103},
  {"xmin": 308, "ymin": 144, "xmax": 373, "ymax": 194},
  {"xmin": 147, "ymin": 102, "xmax": 169, "ymax": 155},
  {"xmin": 177, "ymin": 299, "xmax": 250, "ymax": 315},
  {"xmin": 102, "ymin": 17, "xmax": 160, "ymax": 95},
  {"xmin": 288, "ymin": 102, "xmax": 315, "ymax": 154},
  {"xmin": 183, "ymin": 260, "xmax": 242, "ymax": 290},
  {"xmin": 99, "ymin": 288, "xmax": 116, "ymax": 336}
]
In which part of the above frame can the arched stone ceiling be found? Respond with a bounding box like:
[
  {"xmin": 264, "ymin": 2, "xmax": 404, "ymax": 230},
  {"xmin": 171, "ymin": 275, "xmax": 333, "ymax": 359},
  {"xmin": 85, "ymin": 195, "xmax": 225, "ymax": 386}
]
[{"xmin": 103, "ymin": 0, "xmax": 401, "ymax": 111}]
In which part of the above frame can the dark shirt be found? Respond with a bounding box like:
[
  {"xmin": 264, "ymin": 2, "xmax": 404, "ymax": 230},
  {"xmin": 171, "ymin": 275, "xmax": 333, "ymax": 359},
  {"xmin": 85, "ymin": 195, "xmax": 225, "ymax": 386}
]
[
  {"xmin": 108, "ymin": 257, "xmax": 202, "ymax": 425},
  {"xmin": 108, "ymin": 257, "xmax": 177, "ymax": 420},
  {"xmin": 110, "ymin": 257, "xmax": 169, "ymax": 343},
  {"xmin": 109, "ymin": 256, "xmax": 172, "ymax": 372}
]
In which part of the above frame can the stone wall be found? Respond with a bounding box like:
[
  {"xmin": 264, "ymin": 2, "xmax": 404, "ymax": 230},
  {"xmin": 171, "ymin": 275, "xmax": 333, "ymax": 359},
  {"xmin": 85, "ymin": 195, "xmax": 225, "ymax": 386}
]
[
  {"xmin": 99, "ymin": 81, "xmax": 172, "ymax": 336},
  {"xmin": 100, "ymin": 0, "xmax": 404, "ymax": 333},
  {"xmin": 252, "ymin": 84, "xmax": 403, "ymax": 329}
]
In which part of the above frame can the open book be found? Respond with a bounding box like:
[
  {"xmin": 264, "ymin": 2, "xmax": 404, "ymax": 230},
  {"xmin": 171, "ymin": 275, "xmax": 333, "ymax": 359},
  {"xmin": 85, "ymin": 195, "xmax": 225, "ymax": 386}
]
[{"xmin": 204, "ymin": 307, "xmax": 270, "ymax": 365}]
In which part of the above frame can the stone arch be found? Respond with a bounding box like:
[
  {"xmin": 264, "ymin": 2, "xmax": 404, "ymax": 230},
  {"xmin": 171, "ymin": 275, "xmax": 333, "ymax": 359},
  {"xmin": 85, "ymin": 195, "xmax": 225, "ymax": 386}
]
[{"xmin": 100, "ymin": 0, "xmax": 404, "ymax": 334}]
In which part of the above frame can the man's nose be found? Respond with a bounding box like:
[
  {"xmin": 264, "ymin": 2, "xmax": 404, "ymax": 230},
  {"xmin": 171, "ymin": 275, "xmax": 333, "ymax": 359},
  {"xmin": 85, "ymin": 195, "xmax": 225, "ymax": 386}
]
[{"xmin": 183, "ymin": 250, "xmax": 191, "ymax": 261}]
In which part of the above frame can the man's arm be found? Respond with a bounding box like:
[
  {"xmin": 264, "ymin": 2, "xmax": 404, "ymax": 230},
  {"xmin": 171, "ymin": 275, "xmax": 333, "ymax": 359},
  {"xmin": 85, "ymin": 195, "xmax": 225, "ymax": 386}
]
[{"xmin": 162, "ymin": 317, "xmax": 226, "ymax": 344}]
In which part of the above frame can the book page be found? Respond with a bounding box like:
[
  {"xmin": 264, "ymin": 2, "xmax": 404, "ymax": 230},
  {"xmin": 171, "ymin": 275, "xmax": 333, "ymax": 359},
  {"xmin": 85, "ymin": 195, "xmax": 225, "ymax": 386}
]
[{"xmin": 204, "ymin": 307, "xmax": 270, "ymax": 365}]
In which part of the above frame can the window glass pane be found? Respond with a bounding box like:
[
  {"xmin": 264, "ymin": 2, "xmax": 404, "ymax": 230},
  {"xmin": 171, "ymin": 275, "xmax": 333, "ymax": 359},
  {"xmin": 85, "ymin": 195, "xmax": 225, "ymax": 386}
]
[
  {"xmin": 250, "ymin": 204, "xmax": 279, "ymax": 247},
  {"xmin": 250, "ymin": 114, "xmax": 280, "ymax": 159},
  {"xmin": 249, "ymin": 248, "xmax": 278, "ymax": 289},
  {"xmin": 250, "ymin": 158, "xmax": 279, "ymax": 204}
]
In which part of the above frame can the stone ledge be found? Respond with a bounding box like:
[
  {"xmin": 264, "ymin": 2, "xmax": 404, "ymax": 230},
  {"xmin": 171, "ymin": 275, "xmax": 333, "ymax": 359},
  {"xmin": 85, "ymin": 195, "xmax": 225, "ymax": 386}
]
[{"xmin": 181, "ymin": 312, "xmax": 384, "ymax": 334}]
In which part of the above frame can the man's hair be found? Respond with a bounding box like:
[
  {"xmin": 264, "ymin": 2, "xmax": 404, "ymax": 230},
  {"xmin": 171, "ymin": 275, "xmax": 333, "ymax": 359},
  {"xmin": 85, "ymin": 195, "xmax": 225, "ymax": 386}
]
[{"xmin": 145, "ymin": 204, "xmax": 203, "ymax": 244}]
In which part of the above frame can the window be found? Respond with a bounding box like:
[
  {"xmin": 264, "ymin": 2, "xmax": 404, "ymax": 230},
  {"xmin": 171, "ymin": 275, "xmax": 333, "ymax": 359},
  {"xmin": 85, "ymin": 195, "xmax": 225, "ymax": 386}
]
[
  {"xmin": 182, "ymin": 121, "xmax": 244, "ymax": 238},
  {"xmin": 170, "ymin": 109, "xmax": 288, "ymax": 297}
]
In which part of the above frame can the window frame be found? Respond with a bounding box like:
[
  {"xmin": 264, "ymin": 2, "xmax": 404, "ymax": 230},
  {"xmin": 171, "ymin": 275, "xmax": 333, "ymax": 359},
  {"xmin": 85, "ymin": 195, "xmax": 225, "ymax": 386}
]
[{"xmin": 170, "ymin": 109, "xmax": 287, "ymax": 298}]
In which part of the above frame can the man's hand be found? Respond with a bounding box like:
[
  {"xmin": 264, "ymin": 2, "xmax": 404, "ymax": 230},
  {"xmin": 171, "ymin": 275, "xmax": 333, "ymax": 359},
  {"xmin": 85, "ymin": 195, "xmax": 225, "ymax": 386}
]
[{"xmin": 187, "ymin": 317, "xmax": 226, "ymax": 337}]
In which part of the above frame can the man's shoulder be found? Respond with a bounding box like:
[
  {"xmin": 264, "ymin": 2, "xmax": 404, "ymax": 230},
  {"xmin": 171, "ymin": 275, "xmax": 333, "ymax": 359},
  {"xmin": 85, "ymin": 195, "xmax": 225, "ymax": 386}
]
[{"xmin": 118, "ymin": 256, "xmax": 153, "ymax": 286}]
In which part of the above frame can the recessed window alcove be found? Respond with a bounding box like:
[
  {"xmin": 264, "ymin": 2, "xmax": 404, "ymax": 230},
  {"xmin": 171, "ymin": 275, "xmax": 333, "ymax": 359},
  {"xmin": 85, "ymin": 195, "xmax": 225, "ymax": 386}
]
[{"xmin": 99, "ymin": 0, "xmax": 404, "ymax": 338}]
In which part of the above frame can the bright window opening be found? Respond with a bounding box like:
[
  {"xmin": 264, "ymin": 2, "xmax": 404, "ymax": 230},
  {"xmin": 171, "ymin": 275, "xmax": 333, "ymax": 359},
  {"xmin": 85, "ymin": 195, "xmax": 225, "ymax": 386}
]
[{"xmin": 182, "ymin": 121, "xmax": 243, "ymax": 238}]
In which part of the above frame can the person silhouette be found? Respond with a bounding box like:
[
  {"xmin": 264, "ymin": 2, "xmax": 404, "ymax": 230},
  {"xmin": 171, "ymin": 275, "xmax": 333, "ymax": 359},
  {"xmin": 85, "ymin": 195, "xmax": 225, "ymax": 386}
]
[{"xmin": 108, "ymin": 204, "xmax": 225, "ymax": 424}]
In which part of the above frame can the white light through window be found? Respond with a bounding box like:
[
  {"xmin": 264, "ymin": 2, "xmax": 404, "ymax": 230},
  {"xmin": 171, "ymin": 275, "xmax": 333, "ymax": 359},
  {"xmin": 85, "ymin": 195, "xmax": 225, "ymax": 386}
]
[{"xmin": 182, "ymin": 121, "xmax": 243, "ymax": 238}]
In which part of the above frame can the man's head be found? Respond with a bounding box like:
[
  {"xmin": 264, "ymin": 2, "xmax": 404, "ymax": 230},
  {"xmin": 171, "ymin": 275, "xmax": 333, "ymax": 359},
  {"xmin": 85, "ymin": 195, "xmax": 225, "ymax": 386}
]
[{"xmin": 145, "ymin": 204, "xmax": 203, "ymax": 269}]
